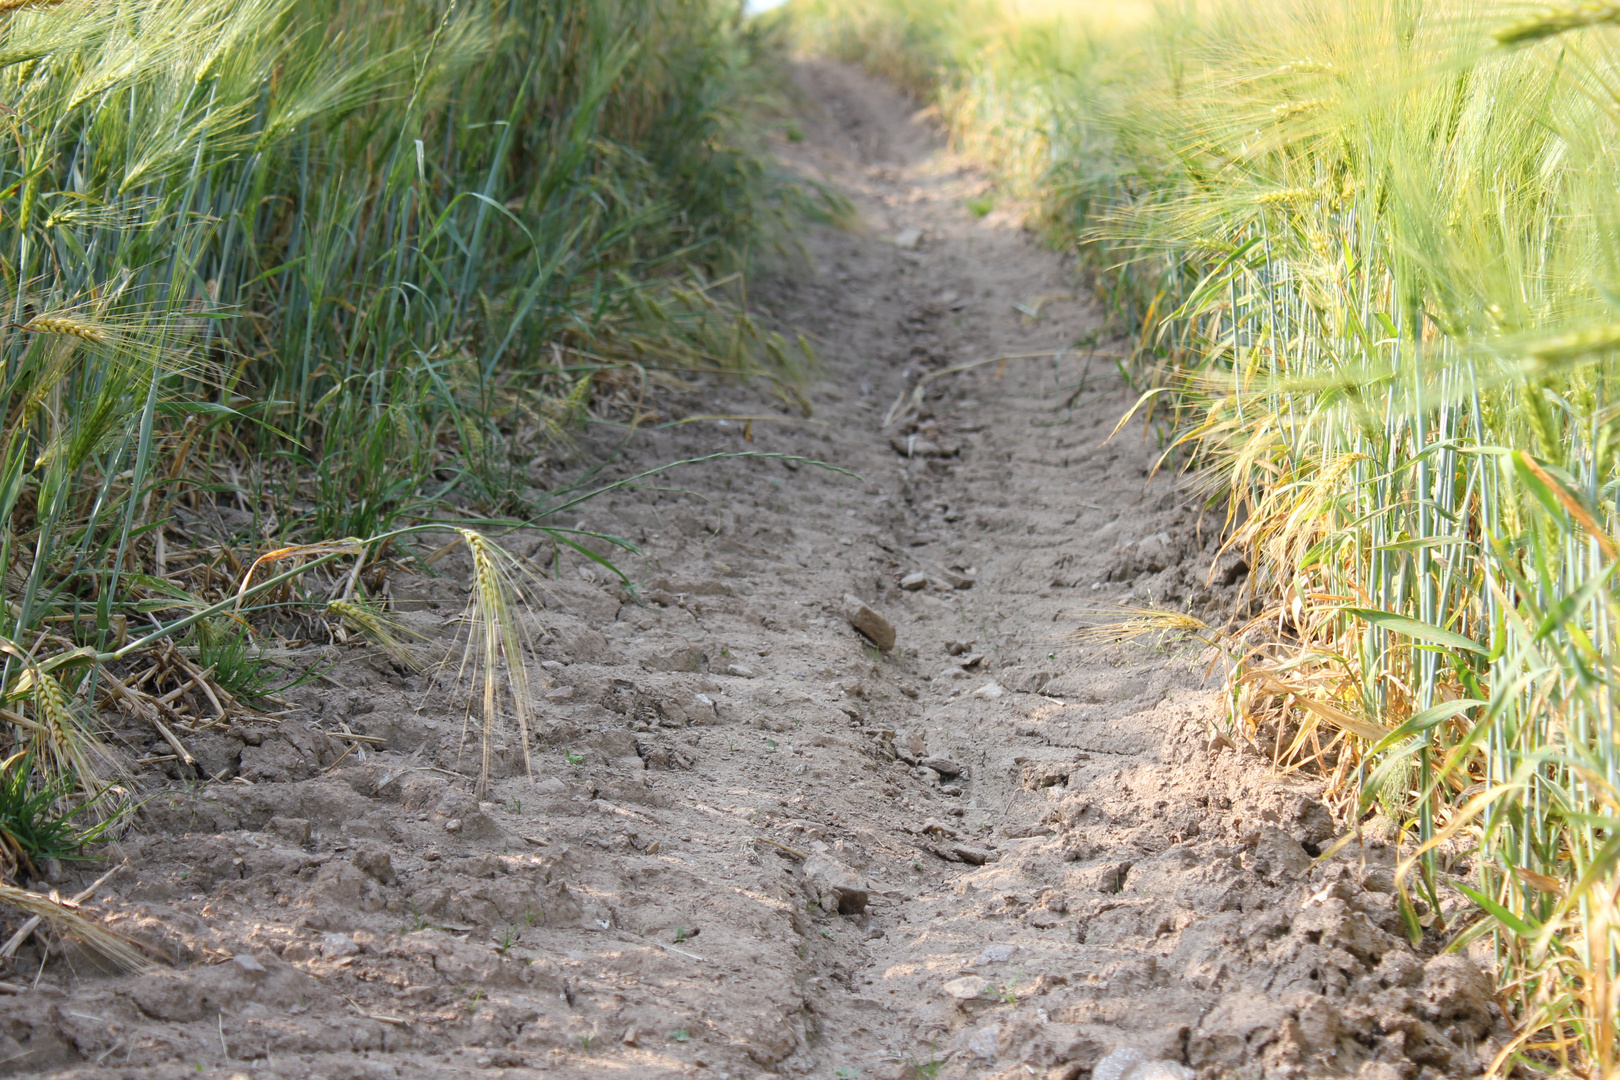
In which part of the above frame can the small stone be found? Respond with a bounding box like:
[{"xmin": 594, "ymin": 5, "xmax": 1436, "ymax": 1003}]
[
  {"xmin": 942, "ymin": 975, "xmax": 992, "ymax": 1001},
  {"xmin": 844, "ymin": 595, "xmax": 896, "ymax": 652},
  {"xmin": 951, "ymin": 844, "xmax": 996, "ymax": 865},
  {"xmin": 895, "ymin": 730, "xmax": 928, "ymax": 764},
  {"xmin": 957, "ymin": 653, "xmax": 985, "ymax": 668},
  {"xmin": 534, "ymin": 777, "xmax": 567, "ymax": 795},
  {"xmin": 894, "ymin": 227, "xmax": 922, "ymax": 249},
  {"xmin": 443, "ymin": 818, "xmax": 463, "ymax": 834},
  {"xmin": 231, "ymin": 954, "xmax": 267, "ymax": 975},
  {"xmin": 899, "ymin": 572, "xmax": 927, "ymax": 591},
  {"xmin": 803, "ymin": 853, "xmax": 869, "ymax": 915},
  {"xmin": 889, "ymin": 436, "xmax": 957, "ymax": 459},
  {"xmin": 942, "ymin": 568, "xmax": 976, "ymax": 589},
  {"xmin": 945, "ymin": 640, "xmax": 971, "ymax": 656},
  {"xmin": 544, "ymin": 685, "xmax": 573, "ymax": 699},
  {"xmin": 971, "ymin": 681, "xmax": 1004, "ymax": 699},
  {"xmin": 320, "ymin": 933, "xmax": 360, "ymax": 959},
  {"xmin": 351, "ymin": 845, "xmax": 395, "ymax": 885},
  {"xmin": 965, "ymin": 1027, "xmax": 999, "ymax": 1061},
  {"xmin": 726, "ymin": 663, "xmax": 756, "ymax": 678},
  {"xmin": 1093, "ymin": 1046, "xmax": 1195, "ymax": 1080},
  {"xmin": 920, "ymin": 756, "xmax": 962, "ymax": 778},
  {"xmin": 972, "ymin": 944, "xmax": 1019, "ymax": 967}
]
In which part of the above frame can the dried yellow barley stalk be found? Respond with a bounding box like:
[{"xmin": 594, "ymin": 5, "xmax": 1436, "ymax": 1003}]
[{"xmin": 455, "ymin": 530, "xmax": 536, "ymax": 797}]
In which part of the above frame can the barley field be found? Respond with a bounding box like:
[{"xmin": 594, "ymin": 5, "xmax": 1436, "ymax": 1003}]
[
  {"xmin": 783, "ymin": 0, "xmax": 1620, "ymax": 1073},
  {"xmin": 0, "ymin": 0, "xmax": 805, "ymax": 933}
]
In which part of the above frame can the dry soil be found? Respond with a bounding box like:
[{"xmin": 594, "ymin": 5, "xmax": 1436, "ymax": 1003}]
[{"xmin": 3, "ymin": 61, "xmax": 1505, "ymax": 1080}]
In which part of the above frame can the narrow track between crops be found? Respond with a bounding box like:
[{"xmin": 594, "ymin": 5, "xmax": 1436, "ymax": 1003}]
[{"xmin": 16, "ymin": 59, "xmax": 1504, "ymax": 1080}]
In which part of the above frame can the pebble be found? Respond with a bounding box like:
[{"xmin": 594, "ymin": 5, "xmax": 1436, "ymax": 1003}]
[
  {"xmin": 894, "ymin": 227, "xmax": 922, "ymax": 249},
  {"xmin": 951, "ymin": 844, "xmax": 996, "ymax": 865},
  {"xmin": 899, "ymin": 572, "xmax": 928, "ymax": 590},
  {"xmin": 941, "ymin": 976, "xmax": 991, "ymax": 1001},
  {"xmin": 1093, "ymin": 1047, "xmax": 1194, "ymax": 1080},
  {"xmin": 232, "ymin": 954, "xmax": 267, "ymax": 974},
  {"xmin": 320, "ymin": 933, "xmax": 360, "ymax": 959},
  {"xmin": 964, "ymin": 1027, "xmax": 999, "ymax": 1061},
  {"xmin": 972, "ymin": 944, "xmax": 1019, "ymax": 966},
  {"xmin": 919, "ymin": 756, "xmax": 962, "ymax": 778},
  {"xmin": 889, "ymin": 435, "xmax": 957, "ymax": 459},
  {"xmin": 843, "ymin": 595, "xmax": 896, "ymax": 652},
  {"xmin": 803, "ymin": 853, "xmax": 869, "ymax": 915},
  {"xmin": 726, "ymin": 663, "xmax": 756, "ymax": 678},
  {"xmin": 351, "ymin": 846, "xmax": 395, "ymax": 885},
  {"xmin": 971, "ymin": 680, "xmax": 1004, "ymax": 699}
]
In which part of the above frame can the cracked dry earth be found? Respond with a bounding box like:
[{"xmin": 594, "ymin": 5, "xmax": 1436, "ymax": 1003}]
[{"xmin": 8, "ymin": 61, "xmax": 1509, "ymax": 1080}]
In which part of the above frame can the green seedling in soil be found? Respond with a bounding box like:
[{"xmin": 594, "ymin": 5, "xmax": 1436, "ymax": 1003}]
[
  {"xmin": 908, "ymin": 1044, "xmax": 943, "ymax": 1080},
  {"xmin": 0, "ymin": 752, "xmax": 122, "ymax": 882},
  {"xmin": 967, "ymin": 196, "xmax": 994, "ymax": 218},
  {"xmin": 508, "ymin": 798, "xmax": 521, "ymax": 814},
  {"xmin": 669, "ymin": 1029, "xmax": 691, "ymax": 1043},
  {"xmin": 674, "ymin": 927, "xmax": 689, "ymax": 943},
  {"xmin": 565, "ymin": 751, "xmax": 586, "ymax": 766}
]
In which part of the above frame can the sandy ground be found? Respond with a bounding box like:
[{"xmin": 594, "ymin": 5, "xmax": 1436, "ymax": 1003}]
[{"xmin": 3, "ymin": 62, "xmax": 1506, "ymax": 1080}]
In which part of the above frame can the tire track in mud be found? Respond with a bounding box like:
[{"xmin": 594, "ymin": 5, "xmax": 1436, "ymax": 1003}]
[{"xmin": 9, "ymin": 60, "xmax": 1502, "ymax": 1080}]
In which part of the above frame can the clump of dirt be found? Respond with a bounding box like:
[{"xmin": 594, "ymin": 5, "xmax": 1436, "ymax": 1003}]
[{"xmin": 2, "ymin": 60, "xmax": 1503, "ymax": 1080}]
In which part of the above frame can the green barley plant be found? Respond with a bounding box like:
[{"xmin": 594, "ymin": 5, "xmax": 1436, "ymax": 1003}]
[
  {"xmin": 0, "ymin": 0, "xmax": 812, "ymax": 805},
  {"xmin": 789, "ymin": 0, "xmax": 1620, "ymax": 1072}
]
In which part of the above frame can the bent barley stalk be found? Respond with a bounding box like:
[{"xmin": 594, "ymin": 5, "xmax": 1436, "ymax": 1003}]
[{"xmin": 789, "ymin": 0, "xmax": 1620, "ymax": 1071}]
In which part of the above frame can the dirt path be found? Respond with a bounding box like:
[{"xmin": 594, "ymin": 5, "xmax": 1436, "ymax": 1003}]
[{"xmin": 10, "ymin": 61, "xmax": 1502, "ymax": 1080}]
